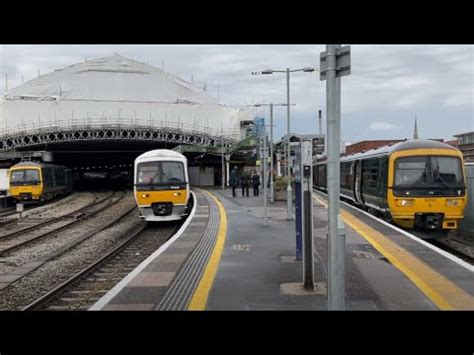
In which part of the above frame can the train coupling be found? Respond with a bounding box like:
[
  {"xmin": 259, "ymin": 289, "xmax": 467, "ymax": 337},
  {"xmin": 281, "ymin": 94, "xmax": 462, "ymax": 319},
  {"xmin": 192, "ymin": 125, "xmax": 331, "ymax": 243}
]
[{"xmin": 414, "ymin": 213, "xmax": 444, "ymax": 230}]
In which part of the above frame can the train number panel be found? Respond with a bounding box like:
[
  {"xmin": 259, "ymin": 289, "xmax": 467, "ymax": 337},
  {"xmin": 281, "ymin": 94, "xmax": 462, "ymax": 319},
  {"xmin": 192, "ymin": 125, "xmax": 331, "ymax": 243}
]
[
  {"xmin": 134, "ymin": 150, "xmax": 190, "ymax": 222},
  {"xmin": 314, "ymin": 140, "xmax": 467, "ymax": 234}
]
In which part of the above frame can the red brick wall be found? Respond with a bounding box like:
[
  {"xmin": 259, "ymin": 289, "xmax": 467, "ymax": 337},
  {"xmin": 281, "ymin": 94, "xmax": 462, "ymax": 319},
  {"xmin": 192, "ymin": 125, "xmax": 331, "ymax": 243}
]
[{"xmin": 344, "ymin": 140, "xmax": 402, "ymax": 155}]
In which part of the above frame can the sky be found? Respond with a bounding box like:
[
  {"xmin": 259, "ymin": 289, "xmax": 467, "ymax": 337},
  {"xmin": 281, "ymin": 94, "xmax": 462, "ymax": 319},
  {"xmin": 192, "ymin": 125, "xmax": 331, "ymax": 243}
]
[{"xmin": 0, "ymin": 45, "xmax": 473, "ymax": 144}]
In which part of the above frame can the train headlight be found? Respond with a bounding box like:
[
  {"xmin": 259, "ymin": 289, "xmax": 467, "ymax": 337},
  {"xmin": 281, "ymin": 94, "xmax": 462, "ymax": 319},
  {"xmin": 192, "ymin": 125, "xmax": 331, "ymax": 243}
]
[
  {"xmin": 397, "ymin": 199, "xmax": 414, "ymax": 207},
  {"xmin": 446, "ymin": 199, "xmax": 459, "ymax": 206},
  {"xmin": 141, "ymin": 194, "xmax": 150, "ymax": 198},
  {"xmin": 173, "ymin": 192, "xmax": 181, "ymax": 197}
]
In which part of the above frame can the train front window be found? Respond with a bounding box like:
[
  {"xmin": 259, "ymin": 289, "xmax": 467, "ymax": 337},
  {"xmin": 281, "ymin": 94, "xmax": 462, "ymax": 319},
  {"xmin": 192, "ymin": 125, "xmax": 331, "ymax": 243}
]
[
  {"xmin": 394, "ymin": 156, "xmax": 463, "ymax": 190},
  {"xmin": 431, "ymin": 156, "xmax": 463, "ymax": 187},
  {"xmin": 394, "ymin": 157, "xmax": 429, "ymax": 188},
  {"xmin": 137, "ymin": 162, "xmax": 185, "ymax": 186},
  {"xmin": 10, "ymin": 169, "xmax": 40, "ymax": 185}
]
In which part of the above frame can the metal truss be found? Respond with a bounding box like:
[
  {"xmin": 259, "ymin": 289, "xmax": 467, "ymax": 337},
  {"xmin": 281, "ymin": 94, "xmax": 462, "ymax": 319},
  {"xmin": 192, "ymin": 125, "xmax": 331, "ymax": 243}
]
[{"xmin": 0, "ymin": 123, "xmax": 236, "ymax": 152}]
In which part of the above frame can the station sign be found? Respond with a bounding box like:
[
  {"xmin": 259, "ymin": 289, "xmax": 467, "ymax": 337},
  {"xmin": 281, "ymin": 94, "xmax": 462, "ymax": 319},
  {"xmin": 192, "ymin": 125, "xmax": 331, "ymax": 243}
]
[{"xmin": 320, "ymin": 46, "xmax": 351, "ymax": 81}]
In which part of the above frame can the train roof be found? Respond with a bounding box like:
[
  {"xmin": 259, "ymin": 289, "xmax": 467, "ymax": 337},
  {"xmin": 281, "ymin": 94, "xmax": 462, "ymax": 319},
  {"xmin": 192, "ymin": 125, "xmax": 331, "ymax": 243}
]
[
  {"xmin": 135, "ymin": 149, "xmax": 186, "ymax": 161},
  {"xmin": 313, "ymin": 140, "xmax": 460, "ymax": 164},
  {"xmin": 341, "ymin": 139, "xmax": 459, "ymax": 161},
  {"xmin": 10, "ymin": 162, "xmax": 67, "ymax": 169}
]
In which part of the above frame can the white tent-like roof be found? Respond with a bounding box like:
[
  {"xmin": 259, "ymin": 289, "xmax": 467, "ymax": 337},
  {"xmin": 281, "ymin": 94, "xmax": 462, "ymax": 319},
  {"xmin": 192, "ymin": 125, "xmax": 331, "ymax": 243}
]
[
  {"xmin": 4, "ymin": 54, "xmax": 218, "ymax": 105},
  {"xmin": 0, "ymin": 55, "xmax": 252, "ymax": 140}
]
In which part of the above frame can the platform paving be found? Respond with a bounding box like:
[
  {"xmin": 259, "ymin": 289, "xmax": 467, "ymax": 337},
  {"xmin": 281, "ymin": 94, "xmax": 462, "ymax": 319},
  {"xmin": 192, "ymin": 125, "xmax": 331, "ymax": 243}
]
[{"xmin": 206, "ymin": 188, "xmax": 437, "ymax": 310}]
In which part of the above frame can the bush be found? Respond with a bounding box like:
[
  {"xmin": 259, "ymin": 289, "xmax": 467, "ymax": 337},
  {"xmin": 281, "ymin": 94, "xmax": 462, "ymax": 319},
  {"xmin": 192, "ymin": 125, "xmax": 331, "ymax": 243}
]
[{"xmin": 275, "ymin": 176, "xmax": 295, "ymax": 191}]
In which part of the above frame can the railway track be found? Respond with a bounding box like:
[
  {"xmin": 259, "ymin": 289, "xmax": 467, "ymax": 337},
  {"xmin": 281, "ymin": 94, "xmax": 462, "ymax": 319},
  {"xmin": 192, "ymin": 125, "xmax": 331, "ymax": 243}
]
[
  {"xmin": 313, "ymin": 188, "xmax": 473, "ymax": 266},
  {"xmin": 0, "ymin": 192, "xmax": 109, "ymax": 239},
  {"xmin": 0, "ymin": 193, "xmax": 76, "ymax": 223},
  {"xmin": 0, "ymin": 194, "xmax": 139, "ymax": 308},
  {"xmin": 24, "ymin": 222, "xmax": 179, "ymax": 311},
  {"xmin": 0, "ymin": 192, "xmax": 124, "ymax": 256}
]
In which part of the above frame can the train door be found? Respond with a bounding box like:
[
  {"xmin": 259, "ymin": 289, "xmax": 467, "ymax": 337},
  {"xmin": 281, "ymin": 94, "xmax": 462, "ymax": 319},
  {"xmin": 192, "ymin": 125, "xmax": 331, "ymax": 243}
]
[{"xmin": 354, "ymin": 160, "xmax": 364, "ymax": 204}]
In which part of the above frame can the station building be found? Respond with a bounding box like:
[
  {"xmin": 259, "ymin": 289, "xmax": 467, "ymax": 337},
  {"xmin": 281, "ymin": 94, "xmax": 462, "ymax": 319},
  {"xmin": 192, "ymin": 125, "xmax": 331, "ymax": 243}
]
[
  {"xmin": 454, "ymin": 131, "xmax": 474, "ymax": 162},
  {"xmin": 0, "ymin": 54, "xmax": 254, "ymax": 186}
]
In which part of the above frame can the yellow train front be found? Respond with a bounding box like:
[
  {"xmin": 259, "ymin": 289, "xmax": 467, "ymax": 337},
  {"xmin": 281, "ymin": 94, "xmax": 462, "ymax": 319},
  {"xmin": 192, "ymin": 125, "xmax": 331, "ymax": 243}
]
[
  {"xmin": 134, "ymin": 149, "xmax": 190, "ymax": 222},
  {"xmin": 8, "ymin": 162, "xmax": 73, "ymax": 204},
  {"xmin": 314, "ymin": 140, "xmax": 467, "ymax": 234}
]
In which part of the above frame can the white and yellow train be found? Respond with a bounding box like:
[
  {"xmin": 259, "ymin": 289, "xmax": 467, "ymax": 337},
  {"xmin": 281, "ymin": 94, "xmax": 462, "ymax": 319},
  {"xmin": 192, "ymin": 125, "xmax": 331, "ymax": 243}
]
[{"xmin": 134, "ymin": 149, "xmax": 190, "ymax": 222}]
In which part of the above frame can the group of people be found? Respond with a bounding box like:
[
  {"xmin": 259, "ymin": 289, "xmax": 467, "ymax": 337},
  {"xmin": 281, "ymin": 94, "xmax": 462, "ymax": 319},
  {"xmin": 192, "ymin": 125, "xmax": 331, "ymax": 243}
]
[{"xmin": 229, "ymin": 166, "xmax": 261, "ymax": 197}]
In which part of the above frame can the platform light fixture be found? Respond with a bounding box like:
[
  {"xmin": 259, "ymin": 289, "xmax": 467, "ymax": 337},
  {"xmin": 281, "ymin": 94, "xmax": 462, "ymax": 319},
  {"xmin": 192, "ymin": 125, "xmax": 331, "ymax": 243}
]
[{"xmin": 251, "ymin": 66, "xmax": 318, "ymax": 220}]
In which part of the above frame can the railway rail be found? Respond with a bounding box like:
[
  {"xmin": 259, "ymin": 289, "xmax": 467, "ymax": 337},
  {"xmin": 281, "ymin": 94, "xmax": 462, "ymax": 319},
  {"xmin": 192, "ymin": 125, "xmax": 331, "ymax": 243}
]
[
  {"xmin": 24, "ymin": 222, "xmax": 179, "ymax": 310},
  {"xmin": 0, "ymin": 192, "xmax": 125, "ymax": 255},
  {"xmin": 0, "ymin": 192, "xmax": 76, "ymax": 223}
]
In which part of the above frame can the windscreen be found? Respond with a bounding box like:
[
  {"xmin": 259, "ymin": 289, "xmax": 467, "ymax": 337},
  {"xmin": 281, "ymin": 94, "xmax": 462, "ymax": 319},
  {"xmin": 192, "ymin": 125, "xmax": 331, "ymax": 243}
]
[
  {"xmin": 10, "ymin": 169, "xmax": 40, "ymax": 185},
  {"xmin": 136, "ymin": 161, "xmax": 185, "ymax": 187},
  {"xmin": 394, "ymin": 156, "xmax": 463, "ymax": 190}
]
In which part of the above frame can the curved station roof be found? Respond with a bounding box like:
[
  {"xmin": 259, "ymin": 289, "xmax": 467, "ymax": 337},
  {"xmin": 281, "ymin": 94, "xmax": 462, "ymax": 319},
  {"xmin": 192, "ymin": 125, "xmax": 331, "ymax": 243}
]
[{"xmin": 4, "ymin": 54, "xmax": 219, "ymax": 105}]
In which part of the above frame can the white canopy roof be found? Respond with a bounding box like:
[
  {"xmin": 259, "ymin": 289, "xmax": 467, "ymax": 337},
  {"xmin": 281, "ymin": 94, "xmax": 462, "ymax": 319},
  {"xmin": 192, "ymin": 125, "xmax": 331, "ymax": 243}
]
[{"xmin": 4, "ymin": 54, "xmax": 219, "ymax": 105}]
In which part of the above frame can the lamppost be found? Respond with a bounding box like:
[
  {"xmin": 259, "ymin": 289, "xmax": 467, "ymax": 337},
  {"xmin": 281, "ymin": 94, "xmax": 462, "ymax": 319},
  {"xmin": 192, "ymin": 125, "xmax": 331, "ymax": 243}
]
[
  {"xmin": 252, "ymin": 67, "xmax": 316, "ymax": 220},
  {"xmin": 251, "ymin": 102, "xmax": 296, "ymax": 203}
]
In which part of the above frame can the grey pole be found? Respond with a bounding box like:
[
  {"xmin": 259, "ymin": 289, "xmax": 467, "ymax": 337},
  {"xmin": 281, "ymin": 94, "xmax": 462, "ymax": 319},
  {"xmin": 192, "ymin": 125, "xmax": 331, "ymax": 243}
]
[
  {"xmin": 286, "ymin": 68, "xmax": 293, "ymax": 220},
  {"xmin": 326, "ymin": 44, "xmax": 346, "ymax": 310},
  {"xmin": 319, "ymin": 109, "xmax": 322, "ymax": 135},
  {"xmin": 301, "ymin": 139, "xmax": 314, "ymax": 290},
  {"xmin": 270, "ymin": 103, "xmax": 274, "ymax": 203},
  {"xmin": 263, "ymin": 131, "xmax": 268, "ymax": 226},
  {"xmin": 221, "ymin": 139, "xmax": 225, "ymax": 190}
]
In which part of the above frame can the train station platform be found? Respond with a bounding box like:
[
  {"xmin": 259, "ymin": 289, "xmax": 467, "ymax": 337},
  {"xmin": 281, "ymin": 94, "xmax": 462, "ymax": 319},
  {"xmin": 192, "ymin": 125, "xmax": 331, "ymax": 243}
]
[{"xmin": 91, "ymin": 187, "xmax": 474, "ymax": 311}]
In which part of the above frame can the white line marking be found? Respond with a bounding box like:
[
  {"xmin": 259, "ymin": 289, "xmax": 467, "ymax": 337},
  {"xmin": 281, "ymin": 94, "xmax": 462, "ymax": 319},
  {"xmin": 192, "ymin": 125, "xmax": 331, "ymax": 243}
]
[
  {"xmin": 313, "ymin": 190, "xmax": 473, "ymax": 272},
  {"xmin": 89, "ymin": 191, "xmax": 199, "ymax": 310}
]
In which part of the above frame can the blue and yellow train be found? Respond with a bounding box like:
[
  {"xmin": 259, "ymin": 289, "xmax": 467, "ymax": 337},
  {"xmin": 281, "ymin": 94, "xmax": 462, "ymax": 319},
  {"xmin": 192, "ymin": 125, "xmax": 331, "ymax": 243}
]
[{"xmin": 314, "ymin": 140, "xmax": 467, "ymax": 232}]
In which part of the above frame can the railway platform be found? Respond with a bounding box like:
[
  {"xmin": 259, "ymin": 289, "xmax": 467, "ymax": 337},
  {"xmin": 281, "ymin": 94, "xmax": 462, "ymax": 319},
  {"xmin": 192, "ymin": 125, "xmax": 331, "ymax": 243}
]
[{"xmin": 91, "ymin": 188, "xmax": 474, "ymax": 311}]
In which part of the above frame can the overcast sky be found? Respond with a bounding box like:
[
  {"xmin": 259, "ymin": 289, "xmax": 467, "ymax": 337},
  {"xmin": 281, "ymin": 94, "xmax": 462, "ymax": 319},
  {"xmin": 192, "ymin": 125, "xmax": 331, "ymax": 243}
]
[{"xmin": 0, "ymin": 45, "xmax": 473, "ymax": 143}]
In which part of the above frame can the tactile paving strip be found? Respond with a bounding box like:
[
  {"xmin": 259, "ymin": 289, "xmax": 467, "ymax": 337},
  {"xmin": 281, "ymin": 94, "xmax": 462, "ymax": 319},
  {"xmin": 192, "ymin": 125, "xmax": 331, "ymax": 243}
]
[{"xmin": 155, "ymin": 191, "xmax": 219, "ymax": 310}]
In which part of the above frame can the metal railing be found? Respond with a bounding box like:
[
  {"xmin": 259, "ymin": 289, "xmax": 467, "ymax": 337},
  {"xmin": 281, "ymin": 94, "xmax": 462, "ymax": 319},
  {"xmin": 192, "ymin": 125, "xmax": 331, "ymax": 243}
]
[{"xmin": 0, "ymin": 117, "xmax": 243, "ymax": 140}]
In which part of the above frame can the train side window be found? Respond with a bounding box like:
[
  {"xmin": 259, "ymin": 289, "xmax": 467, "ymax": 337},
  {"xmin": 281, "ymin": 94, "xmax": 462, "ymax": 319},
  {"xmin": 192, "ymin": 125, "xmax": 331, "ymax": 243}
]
[{"xmin": 362, "ymin": 158, "xmax": 380, "ymax": 191}]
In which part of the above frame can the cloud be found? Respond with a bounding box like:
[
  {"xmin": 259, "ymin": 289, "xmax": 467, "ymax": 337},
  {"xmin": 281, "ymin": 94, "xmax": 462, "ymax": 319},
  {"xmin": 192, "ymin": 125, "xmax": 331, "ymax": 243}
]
[
  {"xmin": 0, "ymin": 44, "xmax": 472, "ymax": 142},
  {"xmin": 369, "ymin": 121, "xmax": 400, "ymax": 131}
]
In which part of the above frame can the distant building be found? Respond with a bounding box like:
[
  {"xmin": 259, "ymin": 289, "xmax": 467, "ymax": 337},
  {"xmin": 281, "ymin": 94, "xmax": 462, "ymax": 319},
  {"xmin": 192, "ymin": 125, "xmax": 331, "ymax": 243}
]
[
  {"xmin": 344, "ymin": 140, "xmax": 403, "ymax": 155},
  {"xmin": 444, "ymin": 139, "xmax": 459, "ymax": 148},
  {"xmin": 274, "ymin": 133, "xmax": 325, "ymax": 176},
  {"xmin": 454, "ymin": 131, "xmax": 474, "ymax": 162},
  {"xmin": 274, "ymin": 133, "xmax": 325, "ymax": 157},
  {"xmin": 344, "ymin": 138, "xmax": 445, "ymax": 156}
]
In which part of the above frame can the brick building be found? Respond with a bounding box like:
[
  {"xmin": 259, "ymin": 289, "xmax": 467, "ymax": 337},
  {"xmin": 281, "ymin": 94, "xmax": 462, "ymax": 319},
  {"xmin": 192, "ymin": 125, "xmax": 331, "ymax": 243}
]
[
  {"xmin": 344, "ymin": 140, "xmax": 402, "ymax": 155},
  {"xmin": 454, "ymin": 131, "xmax": 474, "ymax": 162}
]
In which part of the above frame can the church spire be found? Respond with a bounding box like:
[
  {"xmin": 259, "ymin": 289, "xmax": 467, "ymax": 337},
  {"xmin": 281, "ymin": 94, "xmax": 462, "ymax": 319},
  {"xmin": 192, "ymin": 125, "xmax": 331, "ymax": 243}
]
[{"xmin": 413, "ymin": 116, "xmax": 419, "ymax": 139}]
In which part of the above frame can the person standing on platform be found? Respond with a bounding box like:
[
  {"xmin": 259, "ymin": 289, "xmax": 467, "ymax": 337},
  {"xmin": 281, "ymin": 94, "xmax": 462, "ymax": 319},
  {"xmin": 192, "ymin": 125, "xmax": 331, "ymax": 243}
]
[
  {"xmin": 241, "ymin": 170, "xmax": 250, "ymax": 197},
  {"xmin": 252, "ymin": 171, "xmax": 260, "ymax": 196},
  {"xmin": 229, "ymin": 166, "xmax": 239, "ymax": 197}
]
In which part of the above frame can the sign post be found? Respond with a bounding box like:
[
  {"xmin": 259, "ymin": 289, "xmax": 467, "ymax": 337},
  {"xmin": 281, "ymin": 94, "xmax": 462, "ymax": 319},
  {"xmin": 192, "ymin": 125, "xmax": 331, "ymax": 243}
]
[
  {"xmin": 263, "ymin": 132, "xmax": 268, "ymax": 226},
  {"xmin": 294, "ymin": 143, "xmax": 302, "ymax": 261},
  {"xmin": 16, "ymin": 202, "xmax": 24, "ymax": 219},
  {"xmin": 320, "ymin": 44, "xmax": 351, "ymax": 310},
  {"xmin": 300, "ymin": 138, "xmax": 314, "ymax": 290}
]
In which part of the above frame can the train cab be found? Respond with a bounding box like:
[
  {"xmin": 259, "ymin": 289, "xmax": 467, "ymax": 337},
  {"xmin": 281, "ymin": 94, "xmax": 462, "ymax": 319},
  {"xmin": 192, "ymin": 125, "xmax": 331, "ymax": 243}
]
[{"xmin": 134, "ymin": 149, "xmax": 190, "ymax": 222}]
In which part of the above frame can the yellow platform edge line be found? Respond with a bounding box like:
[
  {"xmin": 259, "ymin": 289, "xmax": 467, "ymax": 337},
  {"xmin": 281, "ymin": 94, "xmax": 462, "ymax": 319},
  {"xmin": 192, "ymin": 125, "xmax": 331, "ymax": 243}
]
[
  {"xmin": 187, "ymin": 190, "xmax": 228, "ymax": 310},
  {"xmin": 313, "ymin": 194, "xmax": 474, "ymax": 310}
]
